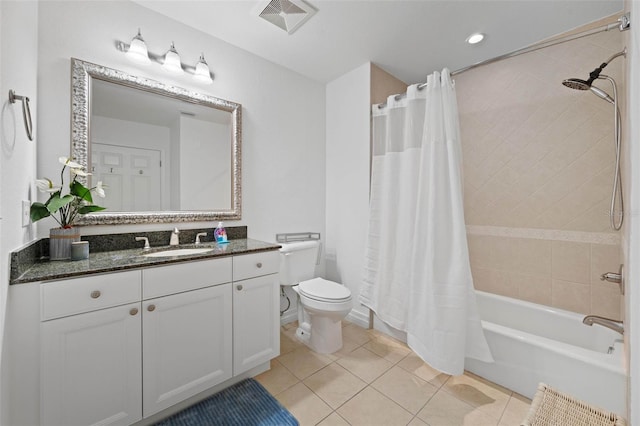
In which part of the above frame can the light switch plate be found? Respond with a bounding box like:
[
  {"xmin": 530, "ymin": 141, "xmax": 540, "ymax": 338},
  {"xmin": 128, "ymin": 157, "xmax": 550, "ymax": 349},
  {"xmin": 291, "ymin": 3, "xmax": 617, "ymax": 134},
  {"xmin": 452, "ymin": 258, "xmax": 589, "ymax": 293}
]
[{"xmin": 22, "ymin": 200, "xmax": 31, "ymax": 227}]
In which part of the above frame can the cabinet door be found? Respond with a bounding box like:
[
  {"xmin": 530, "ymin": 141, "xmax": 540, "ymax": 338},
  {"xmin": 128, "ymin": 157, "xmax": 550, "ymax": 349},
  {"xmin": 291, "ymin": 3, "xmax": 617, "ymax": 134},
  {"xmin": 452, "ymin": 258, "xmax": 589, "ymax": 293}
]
[
  {"xmin": 41, "ymin": 302, "xmax": 142, "ymax": 426},
  {"xmin": 233, "ymin": 274, "xmax": 280, "ymax": 375},
  {"xmin": 143, "ymin": 284, "xmax": 232, "ymax": 417}
]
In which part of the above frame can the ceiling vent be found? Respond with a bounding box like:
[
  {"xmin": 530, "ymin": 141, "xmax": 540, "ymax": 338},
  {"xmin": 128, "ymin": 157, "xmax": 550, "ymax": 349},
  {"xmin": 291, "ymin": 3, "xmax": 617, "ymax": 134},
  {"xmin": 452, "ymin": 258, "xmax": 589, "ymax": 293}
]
[{"xmin": 254, "ymin": 0, "xmax": 317, "ymax": 35}]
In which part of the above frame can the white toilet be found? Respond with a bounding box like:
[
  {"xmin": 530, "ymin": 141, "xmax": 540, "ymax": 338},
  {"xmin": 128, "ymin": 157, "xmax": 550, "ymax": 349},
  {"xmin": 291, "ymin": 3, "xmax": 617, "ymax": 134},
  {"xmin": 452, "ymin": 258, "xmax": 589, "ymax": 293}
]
[{"xmin": 279, "ymin": 240, "xmax": 352, "ymax": 354}]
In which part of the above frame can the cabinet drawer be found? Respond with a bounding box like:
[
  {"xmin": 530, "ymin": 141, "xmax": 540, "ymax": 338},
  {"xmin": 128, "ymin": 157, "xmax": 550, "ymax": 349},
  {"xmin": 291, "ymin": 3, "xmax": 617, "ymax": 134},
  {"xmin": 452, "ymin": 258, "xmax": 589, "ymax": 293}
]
[
  {"xmin": 233, "ymin": 251, "xmax": 279, "ymax": 281},
  {"xmin": 41, "ymin": 271, "xmax": 141, "ymax": 321},
  {"xmin": 143, "ymin": 257, "xmax": 232, "ymax": 299}
]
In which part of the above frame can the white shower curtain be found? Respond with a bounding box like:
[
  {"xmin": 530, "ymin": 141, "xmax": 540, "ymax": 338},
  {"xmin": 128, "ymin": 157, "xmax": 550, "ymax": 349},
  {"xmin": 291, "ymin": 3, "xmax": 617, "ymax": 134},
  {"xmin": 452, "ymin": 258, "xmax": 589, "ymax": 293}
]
[{"xmin": 360, "ymin": 69, "xmax": 493, "ymax": 375}]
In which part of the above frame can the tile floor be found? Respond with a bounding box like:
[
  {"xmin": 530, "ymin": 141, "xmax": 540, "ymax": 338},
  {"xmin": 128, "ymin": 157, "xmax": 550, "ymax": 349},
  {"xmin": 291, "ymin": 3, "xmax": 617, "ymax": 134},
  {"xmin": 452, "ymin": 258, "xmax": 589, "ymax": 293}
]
[{"xmin": 256, "ymin": 322, "xmax": 531, "ymax": 426}]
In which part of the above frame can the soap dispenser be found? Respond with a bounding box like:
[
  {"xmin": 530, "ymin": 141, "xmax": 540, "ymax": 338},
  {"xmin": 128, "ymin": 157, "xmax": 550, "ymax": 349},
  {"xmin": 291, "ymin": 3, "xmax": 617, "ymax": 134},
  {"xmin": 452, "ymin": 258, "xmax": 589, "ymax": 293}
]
[{"xmin": 214, "ymin": 222, "xmax": 228, "ymax": 244}]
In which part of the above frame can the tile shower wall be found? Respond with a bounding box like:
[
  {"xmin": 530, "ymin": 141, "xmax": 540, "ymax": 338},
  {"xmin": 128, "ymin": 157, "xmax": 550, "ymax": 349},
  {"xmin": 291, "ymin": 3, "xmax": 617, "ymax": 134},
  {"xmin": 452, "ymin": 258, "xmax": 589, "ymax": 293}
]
[
  {"xmin": 456, "ymin": 22, "xmax": 624, "ymax": 317},
  {"xmin": 467, "ymin": 233, "xmax": 622, "ymax": 319}
]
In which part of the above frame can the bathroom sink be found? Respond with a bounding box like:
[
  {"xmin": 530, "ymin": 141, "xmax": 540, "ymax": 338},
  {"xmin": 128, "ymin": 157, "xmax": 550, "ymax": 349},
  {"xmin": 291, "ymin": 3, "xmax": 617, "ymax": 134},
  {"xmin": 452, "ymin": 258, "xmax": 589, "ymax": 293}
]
[{"xmin": 143, "ymin": 248, "xmax": 214, "ymax": 258}]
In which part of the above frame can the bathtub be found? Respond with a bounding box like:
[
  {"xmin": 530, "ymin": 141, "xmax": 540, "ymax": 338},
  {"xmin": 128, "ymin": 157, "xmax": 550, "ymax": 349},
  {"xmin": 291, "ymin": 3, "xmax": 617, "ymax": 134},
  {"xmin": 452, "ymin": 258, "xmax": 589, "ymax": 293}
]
[{"xmin": 465, "ymin": 291, "xmax": 626, "ymax": 415}]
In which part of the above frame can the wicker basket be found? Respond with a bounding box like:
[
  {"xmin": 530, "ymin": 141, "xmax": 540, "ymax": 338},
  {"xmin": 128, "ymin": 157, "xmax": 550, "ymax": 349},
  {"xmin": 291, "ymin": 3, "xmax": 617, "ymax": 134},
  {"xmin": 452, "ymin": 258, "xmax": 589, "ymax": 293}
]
[{"xmin": 521, "ymin": 383, "xmax": 626, "ymax": 426}]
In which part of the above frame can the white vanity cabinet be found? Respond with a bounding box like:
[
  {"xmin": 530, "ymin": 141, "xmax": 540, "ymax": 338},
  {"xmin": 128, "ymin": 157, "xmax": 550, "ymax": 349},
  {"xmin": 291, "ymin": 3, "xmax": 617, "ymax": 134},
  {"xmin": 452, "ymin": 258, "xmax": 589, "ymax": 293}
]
[
  {"xmin": 141, "ymin": 260, "xmax": 233, "ymax": 417},
  {"xmin": 40, "ymin": 271, "xmax": 143, "ymax": 426},
  {"xmin": 38, "ymin": 250, "xmax": 280, "ymax": 426},
  {"xmin": 232, "ymin": 251, "xmax": 280, "ymax": 375}
]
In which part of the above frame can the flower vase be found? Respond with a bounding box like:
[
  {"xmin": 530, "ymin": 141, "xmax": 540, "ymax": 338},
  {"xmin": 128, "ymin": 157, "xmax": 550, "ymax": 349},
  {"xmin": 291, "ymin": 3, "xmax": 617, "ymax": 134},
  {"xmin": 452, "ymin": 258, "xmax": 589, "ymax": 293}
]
[{"xmin": 49, "ymin": 227, "xmax": 81, "ymax": 260}]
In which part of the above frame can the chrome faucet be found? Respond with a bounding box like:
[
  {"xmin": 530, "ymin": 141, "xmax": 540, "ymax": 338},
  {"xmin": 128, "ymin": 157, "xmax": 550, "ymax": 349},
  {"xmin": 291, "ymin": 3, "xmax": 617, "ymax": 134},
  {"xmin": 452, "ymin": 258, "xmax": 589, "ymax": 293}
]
[
  {"xmin": 195, "ymin": 232, "xmax": 207, "ymax": 245},
  {"xmin": 135, "ymin": 236, "xmax": 150, "ymax": 250},
  {"xmin": 170, "ymin": 228, "xmax": 180, "ymax": 246},
  {"xmin": 583, "ymin": 315, "xmax": 624, "ymax": 335}
]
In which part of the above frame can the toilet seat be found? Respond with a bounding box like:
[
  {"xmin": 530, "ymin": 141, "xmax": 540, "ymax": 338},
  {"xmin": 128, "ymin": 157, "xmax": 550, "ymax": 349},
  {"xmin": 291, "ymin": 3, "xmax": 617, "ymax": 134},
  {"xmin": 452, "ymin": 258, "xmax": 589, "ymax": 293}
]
[{"xmin": 299, "ymin": 278, "xmax": 351, "ymax": 303}]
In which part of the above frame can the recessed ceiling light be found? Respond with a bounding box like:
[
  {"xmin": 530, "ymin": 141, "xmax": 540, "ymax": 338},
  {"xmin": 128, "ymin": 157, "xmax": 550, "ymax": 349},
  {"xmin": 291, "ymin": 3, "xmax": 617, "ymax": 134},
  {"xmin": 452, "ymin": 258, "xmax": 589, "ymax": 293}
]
[{"xmin": 466, "ymin": 33, "xmax": 485, "ymax": 45}]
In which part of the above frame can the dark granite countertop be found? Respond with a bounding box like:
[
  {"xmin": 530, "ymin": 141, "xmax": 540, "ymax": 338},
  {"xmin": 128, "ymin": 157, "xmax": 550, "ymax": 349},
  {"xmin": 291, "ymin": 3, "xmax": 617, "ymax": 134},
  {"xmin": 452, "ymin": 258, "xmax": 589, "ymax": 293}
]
[{"xmin": 11, "ymin": 239, "xmax": 281, "ymax": 285}]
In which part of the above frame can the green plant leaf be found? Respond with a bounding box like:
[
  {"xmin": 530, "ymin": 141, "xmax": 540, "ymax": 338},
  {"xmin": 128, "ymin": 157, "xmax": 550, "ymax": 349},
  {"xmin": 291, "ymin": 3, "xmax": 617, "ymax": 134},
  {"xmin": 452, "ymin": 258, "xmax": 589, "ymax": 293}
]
[
  {"xmin": 47, "ymin": 194, "xmax": 74, "ymax": 213},
  {"xmin": 77, "ymin": 205, "xmax": 106, "ymax": 214},
  {"xmin": 70, "ymin": 181, "xmax": 93, "ymax": 203},
  {"xmin": 30, "ymin": 202, "xmax": 51, "ymax": 222}
]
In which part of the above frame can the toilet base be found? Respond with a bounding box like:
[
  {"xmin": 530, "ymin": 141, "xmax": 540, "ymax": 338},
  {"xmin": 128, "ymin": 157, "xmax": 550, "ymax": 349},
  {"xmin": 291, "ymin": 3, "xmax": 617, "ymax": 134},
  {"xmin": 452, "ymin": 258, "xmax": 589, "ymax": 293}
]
[{"xmin": 297, "ymin": 316, "xmax": 343, "ymax": 354}]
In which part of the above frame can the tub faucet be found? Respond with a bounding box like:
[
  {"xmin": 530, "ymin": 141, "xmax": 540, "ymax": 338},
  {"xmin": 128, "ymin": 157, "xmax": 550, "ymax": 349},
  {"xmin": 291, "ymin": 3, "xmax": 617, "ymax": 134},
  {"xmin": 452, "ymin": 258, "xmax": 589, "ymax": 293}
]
[
  {"xmin": 170, "ymin": 228, "xmax": 180, "ymax": 246},
  {"xmin": 583, "ymin": 315, "xmax": 624, "ymax": 335}
]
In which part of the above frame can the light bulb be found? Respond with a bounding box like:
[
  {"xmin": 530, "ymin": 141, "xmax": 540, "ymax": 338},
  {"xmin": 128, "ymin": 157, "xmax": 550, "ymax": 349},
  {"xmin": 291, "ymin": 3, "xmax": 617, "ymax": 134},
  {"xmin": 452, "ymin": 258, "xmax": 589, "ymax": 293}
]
[
  {"xmin": 466, "ymin": 33, "xmax": 485, "ymax": 45},
  {"xmin": 125, "ymin": 29, "xmax": 151, "ymax": 65},
  {"xmin": 193, "ymin": 54, "xmax": 213, "ymax": 84},
  {"xmin": 162, "ymin": 42, "xmax": 184, "ymax": 74}
]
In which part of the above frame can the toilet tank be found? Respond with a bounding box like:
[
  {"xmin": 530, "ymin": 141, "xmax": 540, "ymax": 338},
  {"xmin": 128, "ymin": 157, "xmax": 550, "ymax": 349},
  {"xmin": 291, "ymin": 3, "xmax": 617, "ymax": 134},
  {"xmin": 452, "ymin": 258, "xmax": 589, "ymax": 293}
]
[{"xmin": 279, "ymin": 240, "xmax": 320, "ymax": 286}]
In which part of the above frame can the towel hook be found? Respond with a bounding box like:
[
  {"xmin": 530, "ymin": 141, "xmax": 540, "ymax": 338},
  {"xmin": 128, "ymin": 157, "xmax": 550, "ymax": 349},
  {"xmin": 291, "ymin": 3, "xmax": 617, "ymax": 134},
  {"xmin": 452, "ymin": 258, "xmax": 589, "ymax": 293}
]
[{"xmin": 8, "ymin": 90, "xmax": 34, "ymax": 141}]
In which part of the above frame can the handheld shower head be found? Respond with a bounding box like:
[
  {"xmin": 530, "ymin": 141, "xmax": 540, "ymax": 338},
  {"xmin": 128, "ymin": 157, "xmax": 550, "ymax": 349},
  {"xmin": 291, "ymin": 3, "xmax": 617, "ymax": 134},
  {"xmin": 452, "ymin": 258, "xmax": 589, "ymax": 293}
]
[{"xmin": 590, "ymin": 86, "xmax": 615, "ymax": 104}]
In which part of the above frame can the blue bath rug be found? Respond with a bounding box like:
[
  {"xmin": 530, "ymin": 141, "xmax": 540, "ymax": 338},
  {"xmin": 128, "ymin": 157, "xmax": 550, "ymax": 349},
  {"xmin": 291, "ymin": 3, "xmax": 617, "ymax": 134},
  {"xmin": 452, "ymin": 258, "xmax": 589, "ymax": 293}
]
[{"xmin": 154, "ymin": 378, "xmax": 299, "ymax": 426}]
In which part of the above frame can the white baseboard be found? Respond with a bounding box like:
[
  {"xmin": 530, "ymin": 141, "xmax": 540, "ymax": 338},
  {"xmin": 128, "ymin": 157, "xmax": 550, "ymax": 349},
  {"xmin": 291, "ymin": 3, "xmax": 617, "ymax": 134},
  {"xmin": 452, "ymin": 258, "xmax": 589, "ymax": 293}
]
[
  {"xmin": 280, "ymin": 309, "xmax": 297, "ymax": 325},
  {"xmin": 345, "ymin": 309, "xmax": 370, "ymax": 329}
]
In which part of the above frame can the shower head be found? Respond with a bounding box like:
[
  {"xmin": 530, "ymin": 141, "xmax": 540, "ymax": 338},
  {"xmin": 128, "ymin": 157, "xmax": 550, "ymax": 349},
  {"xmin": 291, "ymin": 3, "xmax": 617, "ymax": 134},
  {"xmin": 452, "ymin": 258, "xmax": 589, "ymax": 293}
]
[
  {"xmin": 561, "ymin": 48, "xmax": 627, "ymax": 91},
  {"xmin": 562, "ymin": 78, "xmax": 591, "ymax": 90},
  {"xmin": 590, "ymin": 86, "xmax": 615, "ymax": 104}
]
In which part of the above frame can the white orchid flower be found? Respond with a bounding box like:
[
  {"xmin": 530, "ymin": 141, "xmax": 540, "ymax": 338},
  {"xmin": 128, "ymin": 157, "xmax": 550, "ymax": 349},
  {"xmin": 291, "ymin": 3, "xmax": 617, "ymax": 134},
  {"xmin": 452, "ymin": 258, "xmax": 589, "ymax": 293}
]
[
  {"xmin": 70, "ymin": 168, "xmax": 91, "ymax": 177},
  {"xmin": 58, "ymin": 156, "xmax": 82, "ymax": 169},
  {"xmin": 35, "ymin": 178, "xmax": 61, "ymax": 193},
  {"xmin": 95, "ymin": 181, "xmax": 106, "ymax": 198}
]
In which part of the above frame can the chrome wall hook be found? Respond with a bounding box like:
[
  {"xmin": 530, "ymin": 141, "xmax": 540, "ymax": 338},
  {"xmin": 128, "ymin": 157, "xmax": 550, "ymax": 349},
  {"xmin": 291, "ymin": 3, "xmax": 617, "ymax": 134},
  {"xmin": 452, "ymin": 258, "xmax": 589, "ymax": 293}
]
[{"xmin": 8, "ymin": 90, "xmax": 34, "ymax": 141}]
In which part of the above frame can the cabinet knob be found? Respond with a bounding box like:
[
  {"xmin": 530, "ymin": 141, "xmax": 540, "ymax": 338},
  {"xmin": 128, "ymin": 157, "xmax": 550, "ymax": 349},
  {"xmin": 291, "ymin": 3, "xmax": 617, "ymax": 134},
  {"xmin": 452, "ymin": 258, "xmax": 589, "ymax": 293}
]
[
  {"xmin": 147, "ymin": 304, "xmax": 156, "ymax": 312},
  {"xmin": 90, "ymin": 290, "xmax": 101, "ymax": 299},
  {"xmin": 237, "ymin": 285, "xmax": 243, "ymax": 291},
  {"xmin": 256, "ymin": 262, "xmax": 262, "ymax": 268},
  {"xmin": 130, "ymin": 308, "xmax": 139, "ymax": 316}
]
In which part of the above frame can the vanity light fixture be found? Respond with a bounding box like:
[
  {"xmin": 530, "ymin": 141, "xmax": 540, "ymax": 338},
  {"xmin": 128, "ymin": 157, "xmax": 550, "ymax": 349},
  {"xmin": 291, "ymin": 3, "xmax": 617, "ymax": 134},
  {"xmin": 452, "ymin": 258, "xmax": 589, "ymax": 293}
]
[
  {"xmin": 193, "ymin": 54, "xmax": 213, "ymax": 84},
  {"xmin": 125, "ymin": 29, "xmax": 152, "ymax": 65},
  {"xmin": 162, "ymin": 42, "xmax": 184, "ymax": 74},
  {"xmin": 116, "ymin": 30, "xmax": 214, "ymax": 84},
  {"xmin": 466, "ymin": 33, "xmax": 485, "ymax": 45}
]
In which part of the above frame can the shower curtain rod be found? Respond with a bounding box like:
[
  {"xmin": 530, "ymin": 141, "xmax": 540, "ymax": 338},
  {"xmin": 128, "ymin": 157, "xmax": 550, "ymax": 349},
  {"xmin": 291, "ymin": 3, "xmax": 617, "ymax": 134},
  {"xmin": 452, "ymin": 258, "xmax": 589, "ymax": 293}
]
[{"xmin": 378, "ymin": 13, "xmax": 630, "ymax": 108}]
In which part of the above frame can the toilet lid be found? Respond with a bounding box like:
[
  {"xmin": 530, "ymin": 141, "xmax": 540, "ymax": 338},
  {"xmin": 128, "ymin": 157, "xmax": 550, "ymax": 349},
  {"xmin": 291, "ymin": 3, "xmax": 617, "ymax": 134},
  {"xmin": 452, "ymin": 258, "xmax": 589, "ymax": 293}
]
[{"xmin": 299, "ymin": 278, "xmax": 351, "ymax": 302}]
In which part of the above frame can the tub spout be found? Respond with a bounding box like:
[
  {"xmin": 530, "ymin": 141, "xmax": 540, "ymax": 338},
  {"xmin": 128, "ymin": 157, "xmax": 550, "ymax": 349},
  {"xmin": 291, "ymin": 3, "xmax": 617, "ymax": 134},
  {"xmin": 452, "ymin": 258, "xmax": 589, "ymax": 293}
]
[{"xmin": 582, "ymin": 315, "xmax": 624, "ymax": 335}]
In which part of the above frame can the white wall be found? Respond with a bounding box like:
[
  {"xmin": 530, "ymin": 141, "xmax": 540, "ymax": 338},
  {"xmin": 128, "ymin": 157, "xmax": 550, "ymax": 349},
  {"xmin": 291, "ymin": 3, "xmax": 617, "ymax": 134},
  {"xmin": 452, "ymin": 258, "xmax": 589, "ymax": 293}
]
[
  {"xmin": 0, "ymin": 1, "xmax": 38, "ymax": 423},
  {"xmin": 170, "ymin": 117, "xmax": 181, "ymax": 210},
  {"xmin": 179, "ymin": 116, "xmax": 230, "ymax": 210},
  {"xmin": 624, "ymin": 1, "xmax": 639, "ymax": 423},
  {"xmin": 36, "ymin": 0, "xmax": 326, "ymax": 244},
  {"xmin": 325, "ymin": 63, "xmax": 371, "ymax": 327}
]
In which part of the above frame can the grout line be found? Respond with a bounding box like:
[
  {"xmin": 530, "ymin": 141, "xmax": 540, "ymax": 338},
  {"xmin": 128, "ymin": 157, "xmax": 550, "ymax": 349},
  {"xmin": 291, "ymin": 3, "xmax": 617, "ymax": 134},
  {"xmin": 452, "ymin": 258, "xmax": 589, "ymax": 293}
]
[{"xmin": 275, "ymin": 325, "xmax": 528, "ymax": 426}]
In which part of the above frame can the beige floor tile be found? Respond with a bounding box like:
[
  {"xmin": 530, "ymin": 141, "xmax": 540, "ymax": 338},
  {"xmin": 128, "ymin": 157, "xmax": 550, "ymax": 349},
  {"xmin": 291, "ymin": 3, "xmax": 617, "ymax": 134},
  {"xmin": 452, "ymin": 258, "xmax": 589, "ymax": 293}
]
[
  {"xmin": 342, "ymin": 323, "xmax": 373, "ymax": 346},
  {"xmin": 332, "ymin": 334, "xmax": 364, "ymax": 359},
  {"xmin": 281, "ymin": 329, "xmax": 305, "ymax": 355},
  {"xmin": 498, "ymin": 393, "xmax": 531, "ymax": 425},
  {"xmin": 304, "ymin": 363, "xmax": 368, "ymax": 409},
  {"xmin": 441, "ymin": 372, "xmax": 511, "ymax": 420},
  {"xmin": 417, "ymin": 390, "xmax": 499, "ymax": 426},
  {"xmin": 316, "ymin": 412, "xmax": 351, "ymax": 426},
  {"xmin": 407, "ymin": 417, "xmax": 429, "ymax": 426},
  {"xmin": 397, "ymin": 353, "xmax": 450, "ymax": 387},
  {"xmin": 254, "ymin": 359, "xmax": 299, "ymax": 396},
  {"xmin": 337, "ymin": 386, "xmax": 414, "ymax": 426},
  {"xmin": 372, "ymin": 366, "xmax": 439, "ymax": 414},
  {"xmin": 278, "ymin": 346, "xmax": 334, "ymax": 380},
  {"xmin": 275, "ymin": 382, "xmax": 333, "ymax": 426},
  {"xmin": 337, "ymin": 347, "xmax": 394, "ymax": 383},
  {"xmin": 363, "ymin": 334, "xmax": 412, "ymax": 364}
]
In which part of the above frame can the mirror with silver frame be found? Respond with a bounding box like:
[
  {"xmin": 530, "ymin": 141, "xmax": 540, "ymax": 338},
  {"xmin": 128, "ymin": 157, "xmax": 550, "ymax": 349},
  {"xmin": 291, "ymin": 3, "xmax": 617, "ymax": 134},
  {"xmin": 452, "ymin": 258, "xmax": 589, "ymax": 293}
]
[{"xmin": 71, "ymin": 58, "xmax": 242, "ymax": 225}]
